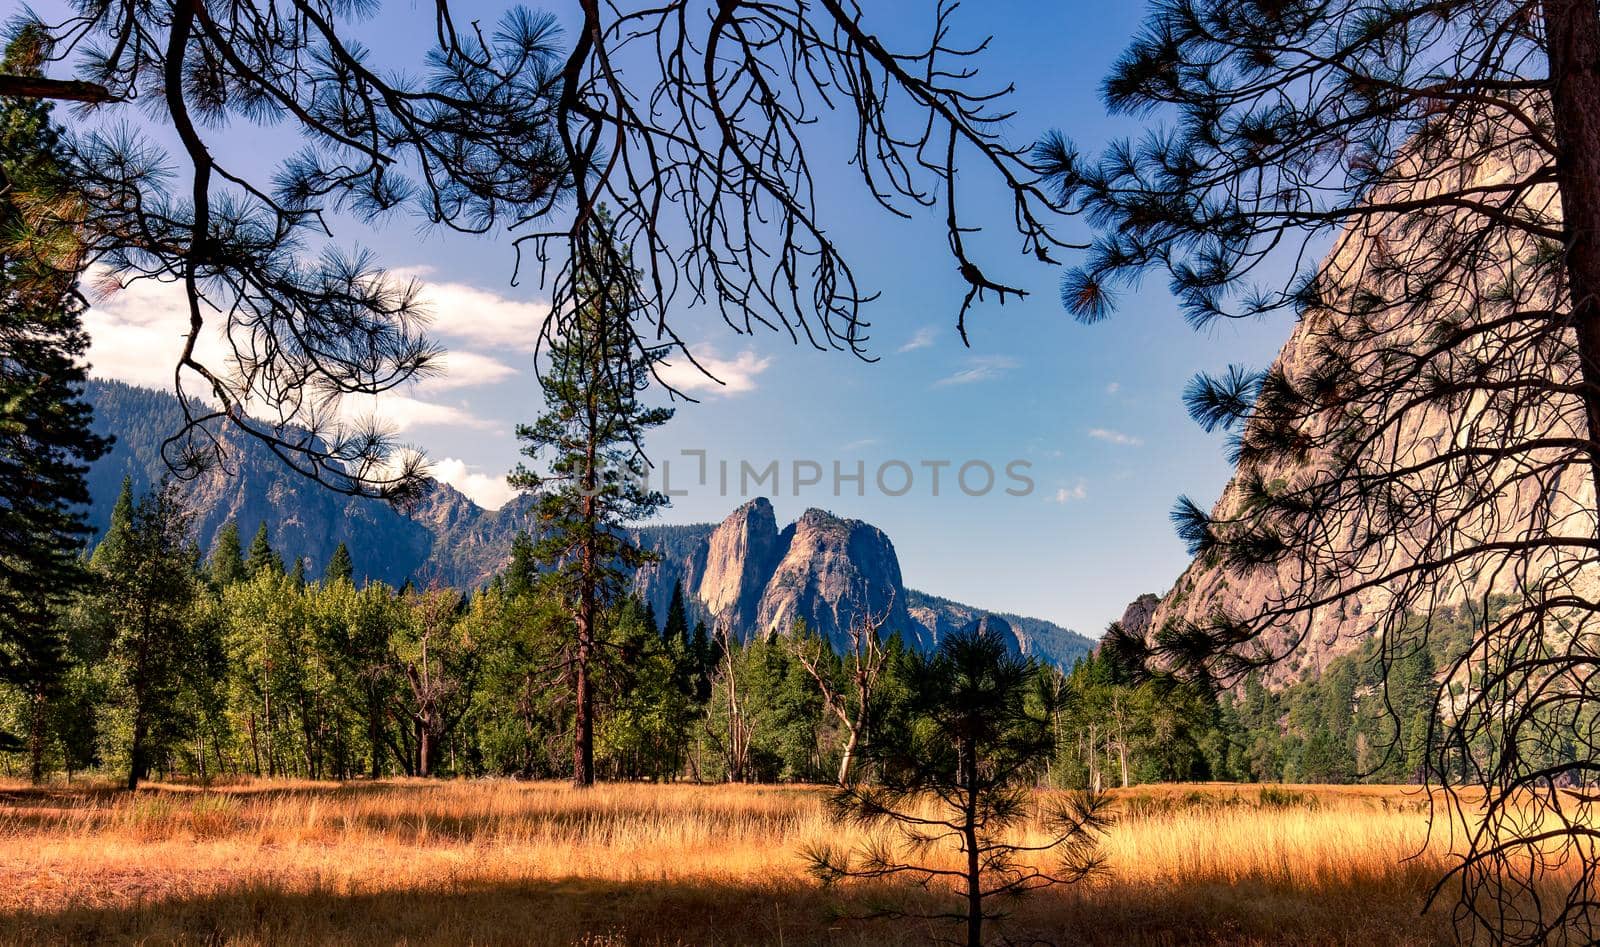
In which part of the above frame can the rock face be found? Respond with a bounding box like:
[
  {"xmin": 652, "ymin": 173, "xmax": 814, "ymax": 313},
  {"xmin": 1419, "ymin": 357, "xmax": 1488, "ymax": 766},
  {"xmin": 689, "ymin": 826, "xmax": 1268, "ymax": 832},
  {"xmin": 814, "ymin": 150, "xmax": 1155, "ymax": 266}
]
[
  {"xmin": 1118, "ymin": 593, "xmax": 1159, "ymax": 642},
  {"xmin": 755, "ymin": 507, "xmax": 919, "ymax": 647},
  {"xmin": 1130, "ymin": 133, "xmax": 1591, "ymax": 688},
  {"xmin": 81, "ymin": 380, "xmax": 1092, "ymax": 663}
]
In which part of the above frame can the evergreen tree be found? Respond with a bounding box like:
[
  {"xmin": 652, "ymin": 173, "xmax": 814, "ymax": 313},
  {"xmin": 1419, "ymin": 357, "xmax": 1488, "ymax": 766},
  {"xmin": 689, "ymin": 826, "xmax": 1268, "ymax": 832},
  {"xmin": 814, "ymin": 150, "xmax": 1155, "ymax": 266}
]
[
  {"xmin": 245, "ymin": 523, "xmax": 282, "ymax": 577},
  {"xmin": 810, "ymin": 629, "xmax": 1109, "ymax": 946},
  {"xmin": 504, "ymin": 530, "xmax": 538, "ymax": 598},
  {"xmin": 508, "ymin": 219, "xmax": 673, "ymax": 787},
  {"xmin": 208, "ymin": 521, "xmax": 246, "ymax": 588},
  {"xmin": 92, "ymin": 482, "xmax": 200, "ymax": 790},
  {"xmin": 663, "ymin": 583, "xmax": 689, "ymax": 649},
  {"xmin": 323, "ymin": 542, "xmax": 354, "ymax": 584},
  {"xmin": 0, "ymin": 30, "xmax": 113, "ymax": 781},
  {"xmin": 690, "ymin": 620, "xmax": 712, "ymax": 704},
  {"xmin": 289, "ymin": 556, "xmax": 307, "ymax": 589}
]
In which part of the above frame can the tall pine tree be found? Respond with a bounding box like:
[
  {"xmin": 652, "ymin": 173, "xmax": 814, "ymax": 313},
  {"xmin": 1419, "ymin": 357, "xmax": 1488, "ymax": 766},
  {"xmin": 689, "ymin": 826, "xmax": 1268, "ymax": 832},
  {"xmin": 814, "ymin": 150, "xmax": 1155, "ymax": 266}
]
[
  {"xmin": 92, "ymin": 481, "xmax": 199, "ymax": 790},
  {"xmin": 207, "ymin": 521, "xmax": 245, "ymax": 588},
  {"xmin": 245, "ymin": 523, "xmax": 281, "ymax": 577},
  {"xmin": 323, "ymin": 542, "xmax": 353, "ymax": 584},
  {"xmin": 509, "ymin": 219, "xmax": 672, "ymax": 787},
  {"xmin": 0, "ymin": 29, "xmax": 111, "ymax": 782}
]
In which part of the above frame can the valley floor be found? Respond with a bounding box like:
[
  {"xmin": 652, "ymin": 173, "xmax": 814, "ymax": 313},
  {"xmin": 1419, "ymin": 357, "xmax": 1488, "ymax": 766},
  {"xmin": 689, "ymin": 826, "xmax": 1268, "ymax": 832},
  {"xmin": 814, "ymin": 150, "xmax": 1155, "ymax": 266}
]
[{"xmin": 0, "ymin": 779, "xmax": 1505, "ymax": 945}]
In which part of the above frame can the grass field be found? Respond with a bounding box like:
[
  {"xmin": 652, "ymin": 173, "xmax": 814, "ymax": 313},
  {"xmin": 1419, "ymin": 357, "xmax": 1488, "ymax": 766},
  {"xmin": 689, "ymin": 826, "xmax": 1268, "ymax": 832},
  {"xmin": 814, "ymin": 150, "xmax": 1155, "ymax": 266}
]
[{"xmin": 0, "ymin": 778, "xmax": 1496, "ymax": 945}]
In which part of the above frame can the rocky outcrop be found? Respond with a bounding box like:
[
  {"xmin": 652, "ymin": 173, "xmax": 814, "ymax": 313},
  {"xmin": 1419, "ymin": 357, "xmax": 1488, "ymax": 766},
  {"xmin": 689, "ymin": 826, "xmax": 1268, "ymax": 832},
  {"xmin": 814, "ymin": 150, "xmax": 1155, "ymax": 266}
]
[
  {"xmin": 753, "ymin": 507, "xmax": 923, "ymax": 648},
  {"xmin": 1118, "ymin": 593, "xmax": 1159, "ymax": 642},
  {"xmin": 699, "ymin": 499, "xmax": 784, "ymax": 631}
]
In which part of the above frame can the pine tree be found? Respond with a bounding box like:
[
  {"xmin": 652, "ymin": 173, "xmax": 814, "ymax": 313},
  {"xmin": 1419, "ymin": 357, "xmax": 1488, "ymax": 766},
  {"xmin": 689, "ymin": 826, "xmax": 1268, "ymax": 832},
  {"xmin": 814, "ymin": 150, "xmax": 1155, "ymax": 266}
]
[
  {"xmin": 690, "ymin": 620, "xmax": 712, "ymax": 704},
  {"xmin": 93, "ymin": 482, "xmax": 200, "ymax": 790},
  {"xmin": 508, "ymin": 219, "xmax": 673, "ymax": 787},
  {"xmin": 207, "ymin": 521, "xmax": 246, "ymax": 588},
  {"xmin": 289, "ymin": 556, "xmax": 307, "ymax": 588},
  {"xmin": 323, "ymin": 543, "xmax": 354, "ymax": 584},
  {"xmin": 809, "ymin": 629, "xmax": 1109, "ymax": 946},
  {"xmin": 504, "ymin": 530, "xmax": 538, "ymax": 598},
  {"xmin": 245, "ymin": 523, "xmax": 281, "ymax": 577},
  {"xmin": 0, "ymin": 31, "xmax": 113, "ymax": 781},
  {"xmin": 664, "ymin": 582, "xmax": 689, "ymax": 649}
]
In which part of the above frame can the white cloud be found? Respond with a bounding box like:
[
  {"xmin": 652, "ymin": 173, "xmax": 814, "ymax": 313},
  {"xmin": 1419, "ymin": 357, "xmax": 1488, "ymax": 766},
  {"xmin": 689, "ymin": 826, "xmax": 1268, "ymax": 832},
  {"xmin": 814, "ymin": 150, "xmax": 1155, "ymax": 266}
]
[
  {"xmin": 656, "ymin": 347, "xmax": 772, "ymax": 395},
  {"xmin": 431, "ymin": 457, "xmax": 519, "ymax": 510},
  {"xmin": 1088, "ymin": 427, "xmax": 1143, "ymax": 447},
  {"xmin": 1106, "ymin": 381, "xmax": 1121, "ymax": 395},
  {"xmin": 82, "ymin": 271, "xmax": 226, "ymax": 391},
  {"xmin": 341, "ymin": 393, "xmax": 499, "ymax": 433},
  {"xmin": 898, "ymin": 327, "xmax": 937, "ymax": 353},
  {"xmin": 935, "ymin": 356, "xmax": 1017, "ymax": 387},
  {"xmin": 1053, "ymin": 480, "xmax": 1088, "ymax": 503},
  {"xmin": 397, "ymin": 268, "xmax": 550, "ymax": 353},
  {"xmin": 81, "ymin": 268, "xmax": 516, "ymax": 437},
  {"xmin": 424, "ymin": 350, "xmax": 521, "ymax": 391}
]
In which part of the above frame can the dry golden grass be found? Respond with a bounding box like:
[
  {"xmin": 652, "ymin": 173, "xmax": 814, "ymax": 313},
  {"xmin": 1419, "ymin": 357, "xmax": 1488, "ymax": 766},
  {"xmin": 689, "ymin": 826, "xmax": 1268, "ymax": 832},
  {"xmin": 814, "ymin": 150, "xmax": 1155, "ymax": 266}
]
[{"xmin": 0, "ymin": 777, "xmax": 1523, "ymax": 945}]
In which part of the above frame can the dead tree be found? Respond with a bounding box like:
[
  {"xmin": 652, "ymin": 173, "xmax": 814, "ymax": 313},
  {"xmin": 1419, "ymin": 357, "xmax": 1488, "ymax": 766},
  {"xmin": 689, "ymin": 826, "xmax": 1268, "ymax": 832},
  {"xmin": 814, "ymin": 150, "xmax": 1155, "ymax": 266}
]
[{"xmin": 788, "ymin": 589, "xmax": 894, "ymax": 786}]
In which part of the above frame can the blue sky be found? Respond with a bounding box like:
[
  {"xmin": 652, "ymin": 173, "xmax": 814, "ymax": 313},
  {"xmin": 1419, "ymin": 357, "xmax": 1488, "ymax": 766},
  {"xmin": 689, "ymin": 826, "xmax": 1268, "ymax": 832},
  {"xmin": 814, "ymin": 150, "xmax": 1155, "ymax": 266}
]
[{"xmin": 66, "ymin": 1, "xmax": 1304, "ymax": 635}]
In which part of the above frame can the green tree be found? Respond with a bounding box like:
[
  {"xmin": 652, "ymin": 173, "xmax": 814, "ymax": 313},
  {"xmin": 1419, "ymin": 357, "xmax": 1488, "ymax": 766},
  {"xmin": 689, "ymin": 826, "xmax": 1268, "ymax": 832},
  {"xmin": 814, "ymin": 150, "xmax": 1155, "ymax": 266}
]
[
  {"xmin": 809, "ymin": 629, "xmax": 1110, "ymax": 947},
  {"xmin": 663, "ymin": 583, "xmax": 689, "ymax": 649},
  {"xmin": 93, "ymin": 482, "xmax": 200, "ymax": 790},
  {"xmin": 208, "ymin": 521, "xmax": 246, "ymax": 588},
  {"xmin": 323, "ymin": 543, "xmax": 354, "ymax": 585},
  {"xmin": 508, "ymin": 221, "xmax": 672, "ymax": 787},
  {"xmin": 504, "ymin": 531, "xmax": 539, "ymax": 598},
  {"xmin": 0, "ymin": 32, "xmax": 112, "ymax": 782},
  {"xmin": 245, "ymin": 523, "xmax": 282, "ymax": 577}
]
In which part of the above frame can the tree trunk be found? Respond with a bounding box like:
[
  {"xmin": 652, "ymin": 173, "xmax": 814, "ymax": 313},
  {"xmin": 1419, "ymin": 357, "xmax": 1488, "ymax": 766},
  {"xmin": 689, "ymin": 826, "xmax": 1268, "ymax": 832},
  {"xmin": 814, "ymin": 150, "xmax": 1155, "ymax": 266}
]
[
  {"xmin": 961, "ymin": 734, "xmax": 982, "ymax": 947},
  {"xmin": 1543, "ymin": 0, "xmax": 1600, "ymax": 509},
  {"xmin": 836, "ymin": 725, "xmax": 860, "ymax": 787},
  {"xmin": 247, "ymin": 711, "xmax": 262, "ymax": 776},
  {"xmin": 368, "ymin": 696, "xmax": 384, "ymax": 779},
  {"xmin": 127, "ymin": 709, "xmax": 147, "ymax": 791},
  {"xmin": 418, "ymin": 718, "xmax": 432, "ymax": 778},
  {"xmin": 573, "ymin": 628, "xmax": 594, "ymax": 786},
  {"xmin": 27, "ymin": 686, "xmax": 47, "ymax": 785}
]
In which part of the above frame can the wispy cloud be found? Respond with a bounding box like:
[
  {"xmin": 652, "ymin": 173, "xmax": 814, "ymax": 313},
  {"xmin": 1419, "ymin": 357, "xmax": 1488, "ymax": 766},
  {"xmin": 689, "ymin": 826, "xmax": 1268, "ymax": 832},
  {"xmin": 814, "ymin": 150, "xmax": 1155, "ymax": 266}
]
[
  {"xmin": 397, "ymin": 267, "xmax": 550, "ymax": 354},
  {"xmin": 83, "ymin": 270, "xmax": 225, "ymax": 390},
  {"xmin": 656, "ymin": 347, "xmax": 772, "ymax": 395},
  {"xmin": 898, "ymin": 327, "xmax": 937, "ymax": 353},
  {"xmin": 935, "ymin": 355, "xmax": 1018, "ymax": 387},
  {"xmin": 342, "ymin": 393, "xmax": 500, "ymax": 433},
  {"xmin": 1053, "ymin": 480, "xmax": 1088, "ymax": 503},
  {"xmin": 1088, "ymin": 427, "xmax": 1143, "ymax": 447},
  {"xmin": 1105, "ymin": 381, "xmax": 1121, "ymax": 395},
  {"xmin": 841, "ymin": 437, "xmax": 880, "ymax": 452},
  {"xmin": 431, "ymin": 457, "xmax": 519, "ymax": 510},
  {"xmin": 425, "ymin": 350, "xmax": 520, "ymax": 391}
]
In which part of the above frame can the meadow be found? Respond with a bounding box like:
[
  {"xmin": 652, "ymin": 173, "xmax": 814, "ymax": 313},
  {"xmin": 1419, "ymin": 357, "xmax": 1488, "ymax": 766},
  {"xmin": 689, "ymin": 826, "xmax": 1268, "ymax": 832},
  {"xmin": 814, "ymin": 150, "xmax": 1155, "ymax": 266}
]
[{"xmin": 0, "ymin": 778, "xmax": 1492, "ymax": 946}]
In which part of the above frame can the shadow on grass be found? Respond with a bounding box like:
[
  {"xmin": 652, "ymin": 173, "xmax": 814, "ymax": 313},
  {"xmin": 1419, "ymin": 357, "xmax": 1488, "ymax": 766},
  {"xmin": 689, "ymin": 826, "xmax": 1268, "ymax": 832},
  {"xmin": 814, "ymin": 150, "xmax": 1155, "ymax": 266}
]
[{"xmin": 0, "ymin": 873, "xmax": 1458, "ymax": 947}]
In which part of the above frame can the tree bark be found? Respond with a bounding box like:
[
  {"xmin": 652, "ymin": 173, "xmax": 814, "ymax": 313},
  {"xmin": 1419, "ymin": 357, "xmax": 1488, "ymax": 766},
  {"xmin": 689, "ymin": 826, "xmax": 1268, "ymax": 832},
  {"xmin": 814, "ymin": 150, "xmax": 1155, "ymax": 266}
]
[
  {"xmin": 1543, "ymin": 0, "xmax": 1600, "ymax": 514},
  {"xmin": 27, "ymin": 687, "xmax": 46, "ymax": 785},
  {"xmin": 573, "ymin": 609, "xmax": 595, "ymax": 787},
  {"xmin": 961, "ymin": 734, "xmax": 982, "ymax": 947}
]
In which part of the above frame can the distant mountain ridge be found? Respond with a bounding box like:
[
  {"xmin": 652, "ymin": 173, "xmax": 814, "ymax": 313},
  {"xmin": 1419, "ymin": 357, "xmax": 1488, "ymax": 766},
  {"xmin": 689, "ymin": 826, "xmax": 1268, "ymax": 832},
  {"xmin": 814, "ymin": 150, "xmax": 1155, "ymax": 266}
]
[{"xmin": 82, "ymin": 380, "xmax": 1092, "ymax": 665}]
